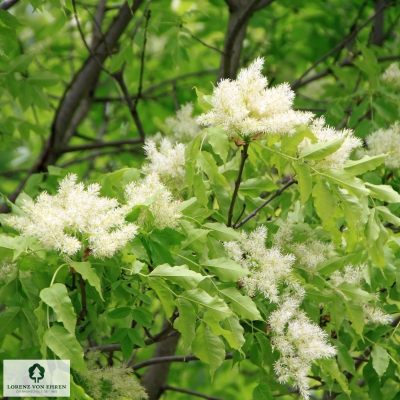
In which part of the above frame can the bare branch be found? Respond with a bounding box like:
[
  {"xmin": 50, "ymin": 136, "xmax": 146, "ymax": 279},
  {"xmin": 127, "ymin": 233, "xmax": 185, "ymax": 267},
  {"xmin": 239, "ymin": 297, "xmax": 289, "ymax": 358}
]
[
  {"xmin": 164, "ymin": 385, "xmax": 225, "ymax": 400},
  {"xmin": 0, "ymin": 0, "xmax": 19, "ymax": 10},
  {"xmin": 189, "ymin": 32, "xmax": 224, "ymax": 54},
  {"xmin": 131, "ymin": 353, "xmax": 236, "ymax": 371},
  {"xmin": 234, "ymin": 178, "xmax": 297, "ymax": 229},
  {"xmin": 292, "ymin": 2, "xmax": 389, "ymax": 89},
  {"xmin": 59, "ymin": 138, "xmax": 143, "ymax": 153}
]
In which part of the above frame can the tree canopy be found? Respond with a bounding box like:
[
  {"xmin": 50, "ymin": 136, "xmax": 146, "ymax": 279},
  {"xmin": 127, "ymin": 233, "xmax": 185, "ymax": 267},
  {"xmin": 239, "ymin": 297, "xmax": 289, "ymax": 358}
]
[{"xmin": 0, "ymin": 0, "xmax": 400, "ymax": 399}]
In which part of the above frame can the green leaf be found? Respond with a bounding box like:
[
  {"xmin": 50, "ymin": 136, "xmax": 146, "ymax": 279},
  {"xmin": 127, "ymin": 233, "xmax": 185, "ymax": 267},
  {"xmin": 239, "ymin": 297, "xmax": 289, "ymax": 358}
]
[
  {"xmin": 312, "ymin": 177, "xmax": 335, "ymax": 223},
  {"xmin": 376, "ymin": 206, "xmax": 400, "ymax": 226},
  {"xmin": 0, "ymin": 306, "xmax": 21, "ymax": 340},
  {"xmin": 343, "ymin": 154, "xmax": 386, "ymax": 175},
  {"xmin": 365, "ymin": 183, "xmax": 400, "ymax": 203},
  {"xmin": 70, "ymin": 261, "xmax": 104, "ymax": 301},
  {"xmin": 149, "ymin": 241, "xmax": 175, "ymax": 266},
  {"xmin": 9, "ymin": 54, "xmax": 34, "ymax": 72},
  {"xmin": 193, "ymin": 172, "xmax": 208, "ymax": 207},
  {"xmin": 322, "ymin": 169, "xmax": 369, "ymax": 197},
  {"xmin": 207, "ymin": 127, "xmax": 229, "ymax": 163},
  {"xmin": 148, "ymin": 277, "xmax": 175, "ymax": 317},
  {"xmin": 108, "ymin": 307, "xmax": 131, "ymax": 319},
  {"xmin": 181, "ymin": 288, "xmax": 233, "ymax": 320},
  {"xmin": 317, "ymin": 256, "xmax": 345, "ymax": 275},
  {"xmin": 19, "ymin": 307, "xmax": 39, "ymax": 346},
  {"xmin": 0, "ymin": 10, "xmax": 23, "ymax": 28},
  {"xmin": 337, "ymin": 282, "xmax": 374, "ymax": 302},
  {"xmin": 219, "ymin": 287, "xmax": 263, "ymax": 320},
  {"xmin": 253, "ymin": 383, "xmax": 274, "ymax": 400},
  {"xmin": 371, "ymin": 345, "xmax": 390, "ymax": 376},
  {"xmin": 319, "ymin": 358, "xmax": 351, "ymax": 396},
  {"xmin": 27, "ymin": 71, "xmax": 60, "ymax": 87},
  {"xmin": 19, "ymin": 276, "xmax": 40, "ymax": 309},
  {"xmin": 203, "ymin": 313, "xmax": 242, "ymax": 349},
  {"xmin": 336, "ymin": 340, "xmax": 355, "ymax": 375},
  {"xmin": 70, "ymin": 375, "xmax": 94, "ymax": 399},
  {"xmin": 40, "ymin": 283, "xmax": 76, "ymax": 336},
  {"xmin": 127, "ymin": 328, "xmax": 147, "ymax": 348},
  {"xmin": 193, "ymin": 86, "xmax": 213, "ymax": 111},
  {"xmin": 296, "ymin": 163, "xmax": 313, "ymax": 204},
  {"xmin": 197, "ymin": 151, "xmax": 228, "ymax": 187},
  {"xmin": 222, "ymin": 315, "xmax": 245, "ymax": 349},
  {"xmin": 298, "ymin": 137, "xmax": 345, "ymax": 161},
  {"xmin": 240, "ymin": 177, "xmax": 278, "ymax": 198},
  {"xmin": 203, "ymin": 222, "xmax": 239, "ymax": 241},
  {"xmin": 150, "ymin": 264, "xmax": 205, "ymax": 290},
  {"xmin": 151, "ymin": 228, "xmax": 186, "ymax": 246},
  {"xmin": 44, "ymin": 325, "xmax": 87, "ymax": 374},
  {"xmin": 192, "ymin": 321, "xmax": 225, "ymax": 379},
  {"xmin": 201, "ymin": 257, "xmax": 248, "ymax": 282},
  {"xmin": 345, "ymin": 300, "xmax": 364, "ymax": 336},
  {"xmin": 174, "ymin": 298, "xmax": 196, "ymax": 352},
  {"xmin": 180, "ymin": 228, "xmax": 210, "ymax": 253}
]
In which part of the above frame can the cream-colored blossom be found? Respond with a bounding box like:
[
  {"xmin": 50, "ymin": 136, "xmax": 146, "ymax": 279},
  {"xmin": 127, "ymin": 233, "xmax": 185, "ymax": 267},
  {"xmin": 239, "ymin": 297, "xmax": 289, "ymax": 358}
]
[
  {"xmin": 197, "ymin": 57, "xmax": 313, "ymax": 138},
  {"xmin": 125, "ymin": 173, "xmax": 181, "ymax": 229},
  {"xmin": 165, "ymin": 103, "xmax": 202, "ymax": 142},
  {"xmin": 273, "ymin": 220, "xmax": 293, "ymax": 250},
  {"xmin": 80, "ymin": 351, "xmax": 148, "ymax": 400},
  {"xmin": 6, "ymin": 174, "xmax": 138, "ymax": 258},
  {"xmin": 330, "ymin": 265, "xmax": 390, "ymax": 325},
  {"xmin": 270, "ymin": 298, "xmax": 336, "ymax": 400},
  {"xmin": 291, "ymin": 239, "xmax": 334, "ymax": 272},
  {"xmin": 224, "ymin": 226, "xmax": 295, "ymax": 302},
  {"xmin": 142, "ymin": 138, "xmax": 186, "ymax": 187},
  {"xmin": 381, "ymin": 62, "xmax": 400, "ymax": 89},
  {"xmin": 298, "ymin": 117, "xmax": 362, "ymax": 169},
  {"xmin": 0, "ymin": 258, "xmax": 17, "ymax": 282},
  {"xmin": 365, "ymin": 122, "xmax": 400, "ymax": 168}
]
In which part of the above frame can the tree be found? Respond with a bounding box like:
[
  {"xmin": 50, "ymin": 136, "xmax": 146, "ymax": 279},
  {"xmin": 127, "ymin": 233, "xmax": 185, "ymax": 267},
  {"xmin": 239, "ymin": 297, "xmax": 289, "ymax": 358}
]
[{"xmin": 0, "ymin": 0, "xmax": 399, "ymax": 399}]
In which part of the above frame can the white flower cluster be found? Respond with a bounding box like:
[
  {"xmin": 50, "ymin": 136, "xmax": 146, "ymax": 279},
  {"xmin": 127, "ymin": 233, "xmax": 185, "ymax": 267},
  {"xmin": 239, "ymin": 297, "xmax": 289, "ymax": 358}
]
[
  {"xmin": 223, "ymin": 226, "xmax": 295, "ymax": 302},
  {"xmin": 81, "ymin": 351, "xmax": 148, "ymax": 400},
  {"xmin": 142, "ymin": 138, "xmax": 186, "ymax": 188},
  {"xmin": 330, "ymin": 265, "xmax": 391, "ymax": 325},
  {"xmin": 197, "ymin": 57, "xmax": 313, "ymax": 138},
  {"xmin": 381, "ymin": 62, "xmax": 400, "ymax": 89},
  {"xmin": 291, "ymin": 239, "xmax": 334, "ymax": 273},
  {"xmin": 270, "ymin": 296, "xmax": 336, "ymax": 400},
  {"xmin": 365, "ymin": 122, "xmax": 400, "ymax": 168},
  {"xmin": 298, "ymin": 117, "xmax": 362, "ymax": 169},
  {"xmin": 0, "ymin": 258, "xmax": 17, "ymax": 282},
  {"xmin": 6, "ymin": 174, "xmax": 138, "ymax": 259},
  {"xmin": 125, "ymin": 173, "xmax": 181, "ymax": 230},
  {"xmin": 165, "ymin": 102, "xmax": 202, "ymax": 142}
]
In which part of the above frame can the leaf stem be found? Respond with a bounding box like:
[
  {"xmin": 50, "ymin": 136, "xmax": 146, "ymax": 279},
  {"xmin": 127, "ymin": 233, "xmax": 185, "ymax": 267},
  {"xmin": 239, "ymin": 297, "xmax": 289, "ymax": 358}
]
[
  {"xmin": 234, "ymin": 178, "xmax": 297, "ymax": 229},
  {"xmin": 227, "ymin": 143, "xmax": 249, "ymax": 227}
]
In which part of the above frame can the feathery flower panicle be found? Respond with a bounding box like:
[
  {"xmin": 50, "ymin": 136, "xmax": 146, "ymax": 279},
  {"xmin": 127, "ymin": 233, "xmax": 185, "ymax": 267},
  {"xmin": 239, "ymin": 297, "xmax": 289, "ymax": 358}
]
[
  {"xmin": 165, "ymin": 102, "xmax": 202, "ymax": 142},
  {"xmin": 142, "ymin": 138, "xmax": 186, "ymax": 188},
  {"xmin": 270, "ymin": 298, "xmax": 336, "ymax": 400},
  {"xmin": 291, "ymin": 239, "xmax": 334, "ymax": 272},
  {"xmin": 298, "ymin": 117, "xmax": 362, "ymax": 169},
  {"xmin": 365, "ymin": 122, "xmax": 400, "ymax": 168},
  {"xmin": 125, "ymin": 172, "xmax": 181, "ymax": 230},
  {"xmin": 0, "ymin": 258, "xmax": 17, "ymax": 283},
  {"xmin": 224, "ymin": 226, "xmax": 295, "ymax": 302},
  {"xmin": 330, "ymin": 264, "xmax": 391, "ymax": 325},
  {"xmin": 381, "ymin": 62, "xmax": 400, "ymax": 89},
  {"xmin": 273, "ymin": 220, "xmax": 293, "ymax": 250},
  {"xmin": 81, "ymin": 351, "xmax": 148, "ymax": 400},
  {"xmin": 5, "ymin": 174, "xmax": 138, "ymax": 258},
  {"xmin": 197, "ymin": 57, "xmax": 313, "ymax": 139}
]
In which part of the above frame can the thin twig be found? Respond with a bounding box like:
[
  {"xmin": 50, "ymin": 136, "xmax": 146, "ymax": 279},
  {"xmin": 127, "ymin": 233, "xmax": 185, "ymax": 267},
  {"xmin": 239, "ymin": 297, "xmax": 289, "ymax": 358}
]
[
  {"xmin": 0, "ymin": 0, "xmax": 19, "ymax": 9},
  {"xmin": 189, "ymin": 32, "xmax": 224, "ymax": 54},
  {"xmin": 227, "ymin": 143, "xmax": 249, "ymax": 227},
  {"xmin": 130, "ymin": 353, "xmax": 236, "ymax": 371},
  {"xmin": 292, "ymin": 2, "xmax": 390, "ymax": 88},
  {"xmin": 164, "ymin": 385, "xmax": 225, "ymax": 400},
  {"xmin": 234, "ymin": 178, "xmax": 297, "ymax": 229},
  {"xmin": 59, "ymin": 138, "xmax": 143, "ymax": 153},
  {"xmin": 77, "ymin": 274, "xmax": 87, "ymax": 325}
]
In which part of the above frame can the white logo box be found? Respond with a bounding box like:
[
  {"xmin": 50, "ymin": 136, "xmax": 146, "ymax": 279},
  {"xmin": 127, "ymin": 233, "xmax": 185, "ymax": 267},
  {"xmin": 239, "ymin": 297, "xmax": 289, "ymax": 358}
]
[{"xmin": 3, "ymin": 360, "xmax": 70, "ymax": 397}]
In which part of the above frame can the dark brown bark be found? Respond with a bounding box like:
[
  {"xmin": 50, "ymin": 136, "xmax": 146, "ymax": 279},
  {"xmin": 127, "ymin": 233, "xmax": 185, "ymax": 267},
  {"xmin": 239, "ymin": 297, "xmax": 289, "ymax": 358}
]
[
  {"xmin": 373, "ymin": 0, "xmax": 385, "ymax": 46},
  {"xmin": 141, "ymin": 319, "xmax": 180, "ymax": 400}
]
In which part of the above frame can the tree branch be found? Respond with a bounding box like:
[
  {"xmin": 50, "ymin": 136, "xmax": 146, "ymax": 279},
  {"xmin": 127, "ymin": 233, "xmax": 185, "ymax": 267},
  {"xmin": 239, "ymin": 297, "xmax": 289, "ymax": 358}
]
[
  {"xmin": 131, "ymin": 352, "xmax": 236, "ymax": 371},
  {"xmin": 0, "ymin": 0, "xmax": 19, "ymax": 10},
  {"xmin": 57, "ymin": 138, "xmax": 143, "ymax": 153},
  {"xmin": 234, "ymin": 178, "xmax": 297, "ymax": 229},
  {"xmin": 227, "ymin": 143, "xmax": 249, "ymax": 227},
  {"xmin": 292, "ymin": 2, "xmax": 390, "ymax": 89},
  {"xmin": 163, "ymin": 385, "xmax": 225, "ymax": 400}
]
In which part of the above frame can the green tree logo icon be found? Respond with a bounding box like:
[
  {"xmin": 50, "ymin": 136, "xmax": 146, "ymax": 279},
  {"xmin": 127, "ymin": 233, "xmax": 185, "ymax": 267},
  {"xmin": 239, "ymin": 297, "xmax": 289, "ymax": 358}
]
[{"xmin": 28, "ymin": 363, "xmax": 45, "ymax": 383}]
